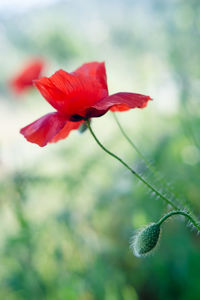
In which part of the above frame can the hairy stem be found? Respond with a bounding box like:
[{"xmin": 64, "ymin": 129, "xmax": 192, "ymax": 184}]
[
  {"xmin": 113, "ymin": 112, "xmax": 150, "ymax": 166},
  {"xmin": 86, "ymin": 121, "xmax": 200, "ymax": 233},
  {"xmin": 157, "ymin": 210, "xmax": 200, "ymax": 231},
  {"xmin": 86, "ymin": 120, "xmax": 177, "ymax": 209},
  {"xmin": 112, "ymin": 112, "xmax": 176, "ymax": 195}
]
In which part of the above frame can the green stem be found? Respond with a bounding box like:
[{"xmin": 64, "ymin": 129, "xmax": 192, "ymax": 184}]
[
  {"xmin": 112, "ymin": 112, "xmax": 176, "ymax": 195},
  {"xmin": 113, "ymin": 112, "xmax": 150, "ymax": 166},
  {"xmin": 86, "ymin": 120, "xmax": 177, "ymax": 209},
  {"xmin": 157, "ymin": 210, "xmax": 200, "ymax": 231},
  {"xmin": 86, "ymin": 121, "xmax": 200, "ymax": 233}
]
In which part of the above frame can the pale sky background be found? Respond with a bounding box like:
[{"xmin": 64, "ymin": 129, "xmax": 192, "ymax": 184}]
[{"xmin": 0, "ymin": 0, "xmax": 57, "ymax": 11}]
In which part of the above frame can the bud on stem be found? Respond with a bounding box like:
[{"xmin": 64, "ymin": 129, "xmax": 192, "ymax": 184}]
[
  {"xmin": 132, "ymin": 223, "xmax": 160, "ymax": 257},
  {"xmin": 131, "ymin": 210, "xmax": 198, "ymax": 257}
]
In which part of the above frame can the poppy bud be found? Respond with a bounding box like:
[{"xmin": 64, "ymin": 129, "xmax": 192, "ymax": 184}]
[{"xmin": 131, "ymin": 223, "xmax": 160, "ymax": 257}]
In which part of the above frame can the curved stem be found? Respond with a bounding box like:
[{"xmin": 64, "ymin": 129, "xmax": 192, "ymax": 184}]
[
  {"xmin": 113, "ymin": 112, "xmax": 150, "ymax": 166},
  {"xmin": 112, "ymin": 112, "xmax": 176, "ymax": 194},
  {"xmin": 86, "ymin": 120, "xmax": 177, "ymax": 209},
  {"xmin": 157, "ymin": 210, "xmax": 200, "ymax": 231},
  {"xmin": 86, "ymin": 121, "xmax": 200, "ymax": 233}
]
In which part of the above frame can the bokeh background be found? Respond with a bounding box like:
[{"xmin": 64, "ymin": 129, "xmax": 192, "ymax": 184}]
[{"xmin": 1, "ymin": 0, "xmax": 200, "ymax": 299}]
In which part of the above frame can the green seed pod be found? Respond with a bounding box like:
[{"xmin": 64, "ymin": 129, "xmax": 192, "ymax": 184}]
[{"xmin": 132, "ymin": 223, "xmax": 160, "ymax": 257}]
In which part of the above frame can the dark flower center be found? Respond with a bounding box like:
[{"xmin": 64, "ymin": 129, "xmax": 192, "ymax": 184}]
[{"xmin": 70, "ymin": 114, "xmax": 87, "ymax": 122}]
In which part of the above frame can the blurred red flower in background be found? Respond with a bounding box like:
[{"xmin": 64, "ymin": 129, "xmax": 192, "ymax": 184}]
[
  {"xmin": 10, "ymin": 58, "xmax": 44, "ymax": 94},
  {"xmin": 20, "ymin": 61, "xmax": 151, "ymax": 147}
]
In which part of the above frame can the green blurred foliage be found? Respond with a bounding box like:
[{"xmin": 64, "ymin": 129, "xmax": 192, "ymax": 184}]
[{"xmin": 1, "ymin": 0, "xmax": 200, "ymax": 299}]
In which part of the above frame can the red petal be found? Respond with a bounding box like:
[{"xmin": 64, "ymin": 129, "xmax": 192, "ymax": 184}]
[
  {"xmin": 10, "ymin": 59, "xmax": 44, "ymax": 94},
  {"xmin": 20, "ymin": 112, "xmax": 67, "ymax": 147},
  {"xmin": 50, "ymin": 120, "xmax": 83, "ymax": 143},
  {"xmin": 34, "ymin": 66, "xmax": 108, "ymax": 117},
  {"xmin": 74, "ymin": 61, "xmax": 108, "ymax": 92},
  {"xmin": 91, "ymin": 92, "xmax": 152, "ymax": 113}
]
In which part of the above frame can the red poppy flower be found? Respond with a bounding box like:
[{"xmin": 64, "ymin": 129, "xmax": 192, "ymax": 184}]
[
  {"xmin": 20, "ymin": 62, "xmax": 151, "ymax": 147},
  {"xmin": 10, "ymin": 59, "xmax": 44, "ymax": 94}
]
